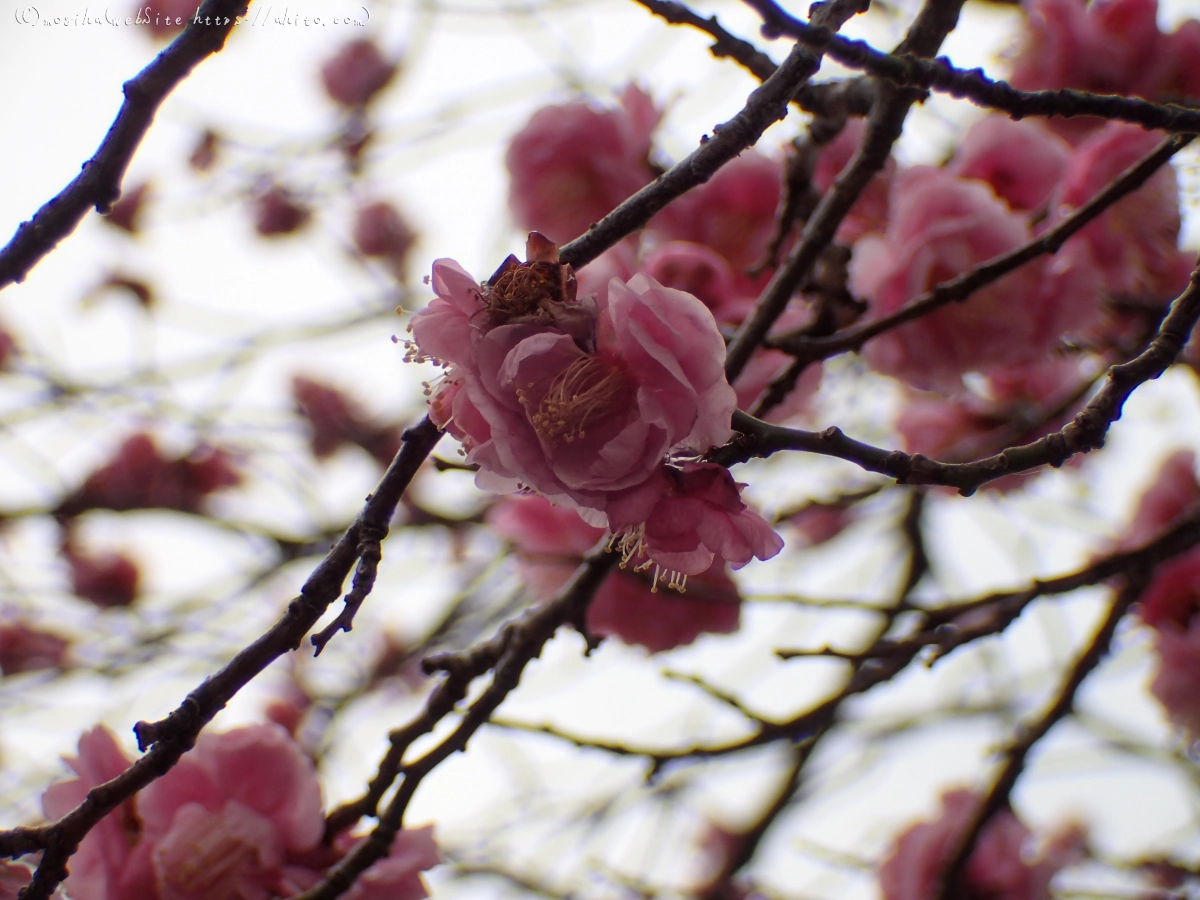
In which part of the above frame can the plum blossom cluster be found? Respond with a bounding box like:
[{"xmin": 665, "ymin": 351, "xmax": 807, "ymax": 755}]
[
  {"xmin": 34, "ymin": 724, "xmax": 439, "ymax": 900},
  {"xmin": 408, "ymin": 233, "xmax": 782, "ymax": 602}
]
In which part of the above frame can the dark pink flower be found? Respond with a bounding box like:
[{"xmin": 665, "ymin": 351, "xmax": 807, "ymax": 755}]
[
  {"xmin": 948, "ymin": 117, "xmax": 1071, "ymax": 212},
  {"xmin": 447, "ymin": 274, "xmax": 735, "ymax": 512},
  {"xmin": 292, "ymin": 375, "xmax": 401, "ymax": 467},
  {"xmin": 879, "ymin": 789, "xmax": 1083, "ymax": 900},
  {"xmin": 788, "ymin": 504, "xmax": 852, "ymax": 547},
  {"xmin": 64, "ymin": 541, "xmax": 140, "ymax": 609},
  {"xmin": 58, "ymin": 433, "xmax": 240, "ymax": 517},
  {"xmin": 0, "ymin": 621, "xmax": 69, "ymax": 675},
  {"xmin": 1150, "ymin": 618, "xmax": 1200, "ymax": 736},
  {"xmin": 489, "ymin": 494, "xmax": 741, "ymax": 651},
  {"xmin": 851, "ymin": 166, "xmax": 1100, "ymax": 392},
  {"xmin": 1124, "ymin": 450, "xmax": 1199, "ymax": 550},
  {"xmin": 104, "ymin": 182, "xmax": 151, "ymax": 234},
  {"xmin": 1053, "ymin": 122, "xmax": 1183, "ymax": 299},
  {"xmin": 43, "ymin": 727, "xmax": 147, "ymax": 900},
  {"xmin": 643, "ymin": 241, "xmax": 748, "ymax": 326},
  {"xmin": 652, "ymin": 151, "xmax": 783, "ymax": 293},
  {"xmin": 813, "ymin": 119, "xmax": 894, "ymax": 243},
  {"xmin": 506, "ymin": 86, "xmax": 660, "ymax": 244},
  {"xmin": 321, "ymin": 39, "xmax": 397, "ymax": 108},
  {"xmin": 253, "ymin": 185, "xmax": 311, "ymax": 238},
  {"xmin": 353, "ymin": 201, "xmax": 416, "ymax": 272},
  {"xmin": 606, "ymin": 463, "xmax": 784, "ymax": 584}
]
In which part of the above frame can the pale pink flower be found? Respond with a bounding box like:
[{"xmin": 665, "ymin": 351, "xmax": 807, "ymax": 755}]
[
  {"xmin": 948, "ymin": 117, "xmax": 1071, "ymax": 212},
  {"xmin": 1150, "ymin": 618, "xmax": 1200, "ymax": 737},
  {"xmin": 879, "ymin": 789, "xmax": 1083, "ymax": 900},
  {"xmin": 1053, "ymin": 123, "xmax": 1183, "ymax": 299},
  {"xmin": 851, "ymin": 166, "xmax": 1099, "ymax": 392},
  {"xmin": 455, "ymin": 274, "xmax": 736, "ymax": 512},
  {"xmin": 42, "ymin": 727, "xmax": 146, "ymax": 900},
  {"xmin": 606, "ymin": 463, "xmax": 784, "ymax": 584},
  {"xmin": 812, "ymin": 119, "xmax": 894, "ymax": 243},
  {"xmin": 506, "ymin": 86, "xmax": 660, "ymax": 244},
  {"xmin": 340, "ymin": 826, "xmax": 441, "ymax": 900},
  {"xmin": 408, "ymin": 259, "xmax": 486, "ymax": 369},
  {"xmin": 488, "ymin": 494, "xmax": 741, "ymax": 651},
  {"xmin": 652, "ymin": 151, "xmax": 783, "ymax": 293}
]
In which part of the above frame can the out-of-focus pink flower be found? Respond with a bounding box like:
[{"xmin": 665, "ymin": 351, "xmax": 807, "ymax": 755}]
[
  {"xmin": 63, "ymin": 541, "xmax": 140, "ymax": 609},
  {"xmin": 339, "ymin": 827, "xmax": 441, "ymax": 900},
  {"xmin": 1138, "ymin": 552, "xmax": 1200, "ymax": 633},
  {"xmin": 450, "ymin": 274, "xmax": 736, "ymax": 512},
  {"xmin": 353, "ymin": 201, "xmax": 416, "ymax": 272},
  {"xmin": 1124, "ymin": 450, "xmax": 1199, "ymax": 550},
  {"xmin": 788, "ymin": 504, "xmax": 852, "ymax": 547},
  {"xmin": 1053, "ymin": 123, "xmax": 1183, "ymax": 299},
  {"xmin": 812, "ymin": 119, "xmax": 894, "ymax": 243},
  {"xmin": 643, "ymin": 241, "xmax": 748, "ymax": 326},
  {"xmin": 0, "ymin": 326, "xmax": 16, "ymax": 371},
  {"xmin": 731, "ymin": 306, "xmax": 823, "ymax": 423},
  {"xmin": 879, "ymin": 789, "xmax": 1083, "ymax": 900},
  {"xmin": 0, "ymin": 621, "xmax": 69, "ymax": 675},
  {"xmin": 851, "ymin": 167, "xmax": 1100, "ymax": 393},
  {"xmin": 652, "ymin": 151, "xmax": 783, "ymax": 292},
  {"xmin": 253, "ymin": 185, "xmax": 311, "ymax": 238},
  {"xmin": 1150, "ymin": 618, "xmax": 1200, "ymax": 736},
  {"xmin": 321, "ymin": 39, "xmax": 398, "ymax": 108},
  {"xmin": 43, "ymin": 727, "xmax": 145, "ymax": 900},
  {"xmin": 1156, "ymin": 20, "xmax": 1200, "ymax": 100},
  {"xmin": 948, "ymin": 117, "xmax": 1071, "ymax": 212},
  {"xmin": 489, "ymin": 494, "xmax": 742, "ymax": 651},
  {"xmin": 574, "ymin": 240, "xmax": 638, "ymax": 308},
  {"xmin": 1010, "ymin": 0, "xmax": 1170, "ymax": 142},
  {"xmin": 506, "ymin": 86, "xmax": 660, "ymax": 245},
  {"xmin": 104, "ymin": 182, "xmax": 151, "ymax": 234},
  {"xmin": 606, "ymin": 463, "xmax": 784, "ymax": 583},
  {"xmin": 292, "ymin": 376, "xmax": 402, "ymax": 467},
  {"xmin": 58, "ymin": 433, "xmax": 240, "ymax": 517}
]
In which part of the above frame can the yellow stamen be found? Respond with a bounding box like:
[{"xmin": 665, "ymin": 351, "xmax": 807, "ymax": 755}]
[{"xmin": 531, "ymin": 356, "xmax": 630, "ymax": 444}]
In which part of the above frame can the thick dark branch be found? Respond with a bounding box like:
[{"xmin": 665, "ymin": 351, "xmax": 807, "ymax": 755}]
[
  {"xmin": 934, "ymin": 576, "xmax": 1148, "ymax": 900},
  {"xmin": 0, "ymin": 0, "xmax": 251, "ymax": 292},
  {"xmin": 558, "ymin": 0, "xmax": 870, "ymax": 270},
  {"xmin": 744, "ymin": 0, "xmax": 1200, "ymax": 133},
  {"xmin": 725, "ymin": 0, "xmax": 966, "ymax": 380},
  {"xmin": 772, "ymin": 135, "xmax": 1194, "ymax": 362},
  {"xmin": 1, "ymin": 417, "xmax": 442, "ymax": 900},
  {"xmin": 713, "ymin": 260, "xmax": 1200, "ymax": 493},
  {"xmin": 296, "ymin": 549, "xmax": 619, "ymax": 900}
]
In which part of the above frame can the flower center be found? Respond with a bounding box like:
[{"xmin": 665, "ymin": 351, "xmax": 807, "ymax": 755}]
[
  {"xmin": 487, "ymin": 261, "xmax": 572, "ymax": 320},
  {"xmin": 531, "ymin": 355, "xmax": 631, "ymax": 444}
]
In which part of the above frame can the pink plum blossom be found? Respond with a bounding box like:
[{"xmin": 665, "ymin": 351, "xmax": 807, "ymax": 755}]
[
  {"xmin": 1123, "ymin": 450, "xmax": 1199, "ymax": 551},
  {"xmin": 850, "ymin": 166, "xmax": 1100, "ymax": 393},
  {"xmin": 878, "ymin": 789, "xmax": 1083, "ymax": 900},
  {"xmin": 320, "ymin": 39, "xmax": 397, "ymax": 108},
  {"xmin": 506, "ymin": 86, "xmax": 660, "ymax": 244},
  {"xmin": 1052, "ymin": 123, "xmax": 1184, "ymax": 300},
  {"xmin": 488, "ymin": 494, "xmax": 741, "ymax": 651},
  {"xmin": 643, "ymin": 241, "xmax": 748, "ymax": 326},
  {"xmin": 651, "ymin": 151, "xmax": 783, "ymax": 293},
  {"xmin": 42, "ymin": 727, "xmax": 144, "ymax": 900},
  {"xmin": 606, "ymin": 463, "xmax": 784, "ymax": 585},
  {"xmin": 0, "ymin": 621, "xmax": 69, "ymax": 675},
  {"xmin": 813, "ymin": 118, "xmax": 894, "ymax": 243},
  {"xmin": 948, "ymin": 116, "xmax": 1071, "ymax": 212},
  {"xmin": 437, "ymin": 273, "xmax": 736, "ymax": 513}
]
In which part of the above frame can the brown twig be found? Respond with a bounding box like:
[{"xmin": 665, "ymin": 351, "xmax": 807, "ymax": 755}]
[{"xmin": 0, "ymin": 0, "xmax": 251, "ymax": 291}]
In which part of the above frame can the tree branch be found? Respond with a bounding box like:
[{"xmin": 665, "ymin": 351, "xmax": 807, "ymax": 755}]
[{"xmin": 0, "ymin": 0, "xmax": 251, "ymax": 292}]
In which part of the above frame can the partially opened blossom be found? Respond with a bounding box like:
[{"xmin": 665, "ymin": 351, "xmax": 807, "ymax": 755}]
[
  {"xmin": 57, "ymin": 433, "xmax": 241, "ymax": 517},
  {"xmin": 506, "ymin": 86, "xmax": 660, "ymax": 244},
  {"xmin": 878, "ymin": 789, "xmax": 1083, "ymax": 900},
  {"xmin": 1052, "ymin": 122, "xmax": 1184, "ymax": 299},
  {"xmin": 851, "ymin": 166, "xmax": 1099, "ymax": 393},
  {"xmin": 948, "ymin": 117, "xmax": 1071, "ymax": 212},
  {"xmin": 252, "ymin": 185, "xmax": 311, "ymax": 238},
  {"xmin": 0, "ymin": 621, "xmax": 69, "ymax": 675},
  {"xmin": 63, "ymin": 540, "xmax": 140, "ymax": 608},
  {"xmin": 606, "ymin": 463, "xmax": 783, "ymax": 587},
  {"xmin": 489, "ymin": 494, "xmax": 741, "ymax": 651},
  {"xmin": 352, "ymin": 201, "xmax": 416, "ymax": 273}
]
